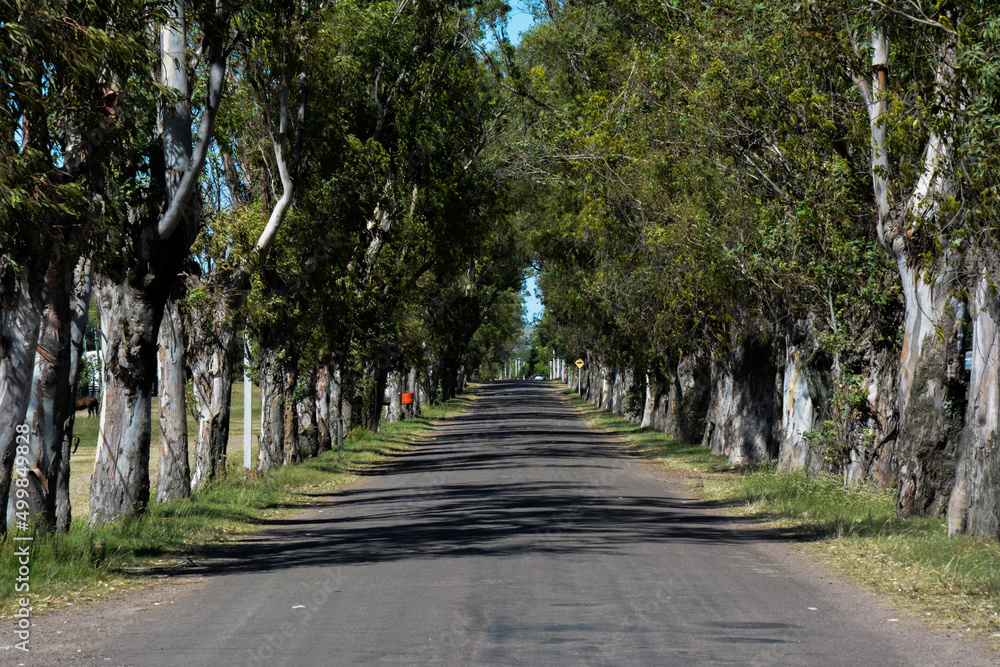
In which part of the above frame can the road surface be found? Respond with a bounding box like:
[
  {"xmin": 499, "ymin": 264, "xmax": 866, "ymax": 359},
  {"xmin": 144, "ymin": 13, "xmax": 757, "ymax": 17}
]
[{"xmin": 10, "ymin": 381, "xmax": 995, "ymax": 665}]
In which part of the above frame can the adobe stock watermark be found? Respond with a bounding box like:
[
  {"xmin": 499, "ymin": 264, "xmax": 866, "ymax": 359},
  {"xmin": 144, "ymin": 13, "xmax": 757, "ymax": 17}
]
[{"xmin": 10, "ymin": 423, "xmax": 34, "ymax": 652}]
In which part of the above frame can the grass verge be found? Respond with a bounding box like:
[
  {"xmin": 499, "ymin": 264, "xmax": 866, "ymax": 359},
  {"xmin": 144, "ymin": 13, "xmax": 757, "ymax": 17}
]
[
  {"xmin": 0, "ymin": 390, "xmax": 477, "ymax": 618},
  {"xmin": 561, "ymin": 386, "xmax": 1000, "ymax": 640}
]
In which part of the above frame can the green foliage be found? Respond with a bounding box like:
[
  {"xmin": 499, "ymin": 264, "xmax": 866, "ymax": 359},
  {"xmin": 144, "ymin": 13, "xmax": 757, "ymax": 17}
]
[
  {"xmin": 76, "ymin": 355, "xmax": 101, "ymax": 396},
  {"xmin": 804, "ymin": 372, "xmax": 871, "ymax": 473}
]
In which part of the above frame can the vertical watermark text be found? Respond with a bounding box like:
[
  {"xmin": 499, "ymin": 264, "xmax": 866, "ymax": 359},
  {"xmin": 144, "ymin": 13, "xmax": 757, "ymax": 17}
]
[{"xmin": 11, "ymin": 423, "xmax": 33, "ymax": 652}]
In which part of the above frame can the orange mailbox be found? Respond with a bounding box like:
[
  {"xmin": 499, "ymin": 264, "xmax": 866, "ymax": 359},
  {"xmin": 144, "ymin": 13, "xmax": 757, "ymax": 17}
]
[{"xmin": 401, "ymin": 392, "xmax": 415, "ymax": 405}]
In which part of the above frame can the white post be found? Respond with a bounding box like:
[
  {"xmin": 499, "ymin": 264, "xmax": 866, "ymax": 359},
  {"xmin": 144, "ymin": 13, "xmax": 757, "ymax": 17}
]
[{"xmin": 244, "ymin": 349, "xmax": 251, "ymax": 470}]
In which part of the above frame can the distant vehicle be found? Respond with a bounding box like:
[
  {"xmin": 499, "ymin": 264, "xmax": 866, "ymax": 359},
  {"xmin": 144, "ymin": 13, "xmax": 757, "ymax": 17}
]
[{"xmin": 533, "ymin": 375, "xmax": 545, "ymax": 381}]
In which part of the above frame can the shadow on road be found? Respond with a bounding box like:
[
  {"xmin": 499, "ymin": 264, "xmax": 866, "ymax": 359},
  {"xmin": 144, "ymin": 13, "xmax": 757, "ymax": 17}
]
[{"xmin": 180, "ymin": 382, "xmax": 809, "ymax": 577}]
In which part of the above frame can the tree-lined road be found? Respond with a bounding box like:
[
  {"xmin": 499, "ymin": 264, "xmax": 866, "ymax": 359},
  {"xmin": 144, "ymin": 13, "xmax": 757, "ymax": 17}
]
[{"xmin": 21, "ymin": 383, "xmax": 993, "ymax": 665}]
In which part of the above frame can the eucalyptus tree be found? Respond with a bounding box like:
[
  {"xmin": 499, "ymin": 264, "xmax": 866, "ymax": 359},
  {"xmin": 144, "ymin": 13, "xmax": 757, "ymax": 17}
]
[
  {"xmin": 783, "ymin": 0, "xmax": 978, "ymax": 516},
  {"xmin": 286, "ymin": 0, "xmax": 520, "ymax": 431},
  {"xmin": 942, "ymin": 8, "xmax": 1000, "ymax": 538},
  {"xmin": 88, "ymin": 0, "xmax": 232, "ymax": 524},
  {"xmin": 0, "ymin": 0, "xmax": 155, "ymax": 533},
  {"xmin": 515, "ymin": 0, "xmax": 901, "ymax": 472}
]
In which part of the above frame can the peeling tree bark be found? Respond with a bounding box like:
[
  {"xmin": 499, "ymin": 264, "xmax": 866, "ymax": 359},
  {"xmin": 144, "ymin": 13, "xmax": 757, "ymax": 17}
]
[
  {"xmin": 776, "ymin": 318, "xmax": 829, "ymax": 473},
  {"xmin": 17, "ymin": 249, "xmax": 74, "ymax": 531},
  {"xmin": 0, "ymin": 278, "xmax": 42, "ymax": 536},
  {"xmin": 950, "ymin": 268, "xmax": 1000, "ymax": 537},
  {"xmin": 703, "ymin": 334, "xmax": 774, "ymax": 466},
  {"xmin": 315, "ymin": 362, "xmax": 332, "ymax": 454},
  {"xmin": 296, "ymin": 366, "xmax": 318, "ymax": 459},
  {"xmin": 282, "ymin": 356, "xmax": 300, "ymax": 465},
  {"xmin": 186, "ymin": 296, "xmax": 237, "ymax": 491},
  {"xmin": 90, "ymin": 276, "xmax": 157, "ymax": 523},
  {"xmin": 155, "ymin": 295, "xmax": 190, "ymax": 503},
  {"xmin": 852, "ymin": 31, "xmax": 965, "ymax": 518},
  {"xmin": 257, "ymin": 343, "xmax": 283, "ymax": 472},
  {"xmin": 89, "ymin": 0, "xmax": 229, "ymax": 524}
]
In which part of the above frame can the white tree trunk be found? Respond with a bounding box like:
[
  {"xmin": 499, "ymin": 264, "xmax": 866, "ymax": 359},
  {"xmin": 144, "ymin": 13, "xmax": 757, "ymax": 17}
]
[
  {"xmin": 155, "ymin": 296, "xmax": 190, "ymax": 503},
  {"xmin": 257, "ymin": 344, "xmax": 283, "ymax": 472},
  {"xmin": 853, "ymin": 31, "xmax": 964, "ymax": 517},
  {"xmin": 387, "ymin": 373, "xmax": 403, "ymax": 423},
  {"xmin": 296, "ymin": 367, "xmax": 319, "ymax": 459},
  {"xmin": 950, "ymin": 269, "xmax": 1000, "ymax": 537},
  {"xmin": 281, "ymin": 358, "xmax": 300, "ymax": 465},
  {"xmin": 777, "ymin": 320, "xmax": 825, "ymax": 473},
  {"xmin": 187, "ymin": 314, "xmax": 236, "ymax": 491},
  {"xmin": 90, "ymin": 276, "xmax": 157, "ymax": 524},
  {"xmin": 316, "ymin": 362, "xmax": 333, "ymax": 454},
  {"xmin": 640, "ymin": 372, "xmax": 656, "ymax": 428}
]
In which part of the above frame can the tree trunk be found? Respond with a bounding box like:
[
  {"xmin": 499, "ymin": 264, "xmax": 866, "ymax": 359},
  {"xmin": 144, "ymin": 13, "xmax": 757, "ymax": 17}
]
[
  {"xmin": 703, "ymin": 354, "xmax": 731, "ymax": 456},
  {"xmin": 297, "ymin": 366, "xmax": 318, "ymax": 459},
  {"xmin": 19, "ymin": 247, "xmax": 77, "ymax": 531},
  {"xmin": 57, "ymin": 257, "xmax": 94, "ymax": 531},
  {"xmin": 424, "ymin": 364, "xmax": 439, "ymax": 406},
  {"xmin": 336, "ymin": 367, "xmax": 350, "ymax": 450},
  {"xmin": 369, "ymin": 362, "xmax": 389, "ymax": 431},
  {"xmin": 703, "ymin": 339, "xmax": 774, "ymax": 466},
  {"xmin": 316, "ymin": 362, "xmax": 332, "ymax": 453},
  {"xmin": 408, "ymin": 367, "xmax": 419, "ymax": 418},
  {"xmin": 419, "ymin": 368, "xmax": 434, "ymax": 409},
  {"xmin": 853, "ymin": 30, "xmax": 964, "ymax": 518},
  {"xmin": 440, "ymin": 360, "xmax": 457, "ymax": 403},
  {"xmin": 951, "ymin": 268, "xmax": 1000, "ymax": 537},
  {"xmin": 640, "ymin": 371, "xmax": 659, "ymax": 428},
  {"xmin": 88, "ymin": 0, "xmax": 228, "ymax": 524},
  {"xmin": 187, "ymin": 337, "xmax": 236, "ymax": 490},
  {"xmin": 776, "ymin": 318, "xmax": 829, "ymax": 473},
  {"xmin": 843, "ymin": 343, "xmax": 899, "ymax": 488},
  {"xmin": 893, "ymin": 258, "xmax": 966, "ymax": 517},
  {"xmin": 666, "ymin": 354, "xmax": 711, "ymax": 442},
  {"xmin": 257, "ymin": 344, "xmax": 284, "ymax": 472},
  {"xmin": 186, "ymin": 288, "xmax": 237, "ymax": 491},
  {"xmin": 281, "ymin": 356, "xmax": 300, "ymax": 465},
  {"xmin": 0, "ymin": 256, "xmax": 44, "ymax": 536},
  {"xmin": 155, "ymin": 295, "xmax": 190, "ymax": 503},
  {"xmin": 387, "ymin": 372, "xmax": 403, "ymax": 423},
  {"xmin": 89, "ymin": 275, "xmax": 163, "ymax": 524}
]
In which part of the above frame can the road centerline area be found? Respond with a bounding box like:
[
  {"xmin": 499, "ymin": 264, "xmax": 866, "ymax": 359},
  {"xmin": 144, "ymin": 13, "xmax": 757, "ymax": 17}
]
[{"xmin": 20, "ymin": 382, "xmax": 995, "ymax": 666}]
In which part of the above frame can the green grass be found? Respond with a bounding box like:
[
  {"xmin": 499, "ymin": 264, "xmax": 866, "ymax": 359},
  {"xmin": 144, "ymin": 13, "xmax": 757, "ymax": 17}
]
[
  {"xmin": 560, "ymin": 385, "xmax": 1000, "ymax": 639},
  {"xmin": 68, "ymin": 382, "xmax": 264, "ymax": 515},
  {"xmin": 0, "ymin": 390, "xmax": 477, "ymax": 618}
]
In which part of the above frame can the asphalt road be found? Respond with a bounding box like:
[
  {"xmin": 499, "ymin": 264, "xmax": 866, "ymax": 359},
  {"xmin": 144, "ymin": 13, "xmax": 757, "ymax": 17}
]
[{"xmin": 13, "ymin": 381, "xmax": 996, "ymax": 665}]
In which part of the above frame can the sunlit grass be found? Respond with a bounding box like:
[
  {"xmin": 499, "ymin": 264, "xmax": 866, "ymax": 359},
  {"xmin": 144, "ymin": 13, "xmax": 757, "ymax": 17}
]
[
  {"xmin": 0, "ymin": 390, "xmax": 477, "ymax": 618},
  {"xmin": 560, "ymin": 385, "xmax": 1000, "ymax": 638}
]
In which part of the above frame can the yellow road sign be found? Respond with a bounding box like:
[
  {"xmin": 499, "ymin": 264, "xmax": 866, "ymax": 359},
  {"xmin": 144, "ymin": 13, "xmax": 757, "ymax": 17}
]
[{"xmin": 575, "ymin": 359, "xmax": 585, "ymax": 369}]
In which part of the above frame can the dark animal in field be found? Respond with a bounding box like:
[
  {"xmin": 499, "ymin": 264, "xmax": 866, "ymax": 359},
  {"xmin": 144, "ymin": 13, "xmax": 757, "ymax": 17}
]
[{"xmin": 75, "ymin": 395, "xmax": 99, "ymax": 417}]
